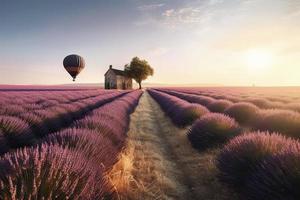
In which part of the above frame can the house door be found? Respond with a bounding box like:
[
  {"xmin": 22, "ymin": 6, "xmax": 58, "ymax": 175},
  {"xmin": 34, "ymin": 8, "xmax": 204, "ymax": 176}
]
[{"xmin": 105, "ymin": 82, "xmax": 108, "ymax": 89}]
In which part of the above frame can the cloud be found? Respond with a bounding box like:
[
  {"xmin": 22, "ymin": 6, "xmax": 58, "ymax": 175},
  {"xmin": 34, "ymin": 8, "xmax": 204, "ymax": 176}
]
[
  {"xmin": 162, "ymin": 7, "xmax": 203, "ymax": 24},
  {"xmin": 138, "ymin": 3, "xmax": 165, "ymax": 11},
  {"xmin": 209, "ymin": 0, "xmax": 224, "ymax": 5},
  {"xmin": 149, "ymin": 47, "xmax": 169, "ymax": 56},
  {"xmin": 135, "ymin": 0, "xmax": 226, "ymax": 29},
  {"xmin": 162, "ymin": 9, "xmax": 174, "ymax": 17}
]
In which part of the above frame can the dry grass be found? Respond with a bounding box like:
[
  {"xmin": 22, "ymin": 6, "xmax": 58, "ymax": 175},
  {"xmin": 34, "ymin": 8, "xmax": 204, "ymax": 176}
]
[
  {"xmin": 109, "ymin": 138, "xmax": 180, "ymax": 200},
  {"xmin": 108, "ymin": 91, "xmax": 237, "ymax": 200}
]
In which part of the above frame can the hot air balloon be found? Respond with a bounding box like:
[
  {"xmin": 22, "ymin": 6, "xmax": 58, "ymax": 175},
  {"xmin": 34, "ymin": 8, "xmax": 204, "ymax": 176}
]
[{"xmin": 63, "ymin": 54, "xmax": 85, "ymax": 81}]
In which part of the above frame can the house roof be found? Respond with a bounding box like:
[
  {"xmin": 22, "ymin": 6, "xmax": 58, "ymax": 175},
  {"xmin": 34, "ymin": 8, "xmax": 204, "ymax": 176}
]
[
  {"xmin": 104, "ymin": 67, "xmax": 128, "ymax": 76},
  {"xmin": 111, "ymin": 68, "xmax": 127, "ymax": 76}
]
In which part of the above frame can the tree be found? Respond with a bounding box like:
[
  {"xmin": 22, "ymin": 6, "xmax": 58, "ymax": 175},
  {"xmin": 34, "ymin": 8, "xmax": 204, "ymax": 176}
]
[{"xmin": 125, "ymin": 57, "xmax": 154, "ymax": 89}]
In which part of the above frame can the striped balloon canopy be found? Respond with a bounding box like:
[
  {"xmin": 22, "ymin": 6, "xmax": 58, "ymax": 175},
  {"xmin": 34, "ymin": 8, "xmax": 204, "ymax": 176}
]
[{"xmin": 63, "ymin": 54, "xmax": 85, "ymax": 81}]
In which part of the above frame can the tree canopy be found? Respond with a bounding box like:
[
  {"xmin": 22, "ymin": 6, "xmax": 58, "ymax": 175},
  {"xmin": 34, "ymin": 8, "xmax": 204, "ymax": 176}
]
[{"xmin": 125, "ymin": 57, "xmax": 154, "ymax": 89}]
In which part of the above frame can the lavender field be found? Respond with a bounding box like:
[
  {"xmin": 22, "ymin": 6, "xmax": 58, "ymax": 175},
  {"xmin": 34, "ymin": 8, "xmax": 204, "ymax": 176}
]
[
  {"xmin": 2, "ymin": 0, "xmax": 299, "ymax": 199},
  {"xmin": 0, "ymin": 86, "xmax": 142, "ymax": 199},
  {"xmin": 148, "ymin": 87, "xmax": 300, "ymax": 200},
  {"xmin": 1, "ymin": 86, "xmax": 300, "ymax": 199}
]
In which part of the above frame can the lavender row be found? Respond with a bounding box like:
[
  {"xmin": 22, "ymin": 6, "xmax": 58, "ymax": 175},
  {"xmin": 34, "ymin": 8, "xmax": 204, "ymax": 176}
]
[
  {"xmin": 148, "ymin": 89, "xmax": 209, "ymax": 126},
  {"xmin": 163, "ymin": 88, "xmax": 300, "ymax": 112},
  {"xmin": 172, "ymin": 91, "xmax": 300, "ymax": 199},
  {"xmin": 0, "ymin": 90, "xmax": 143, "ymax": 199},
  {"xmin": 0, "ymin": 85, "xmax": 100, "ymax": 91},
  {"xmin": 152, "ymin": 89, "xmax": 300, "ymax": 199},
  {"xmin": 149, "ymin": 89, "xmax": 281, "ymax": 155},
  {"xmin": 152, "ymin": 88, "xmax": 300, "ymax": 199},
  {"xmin": 71, "ymin": 90, "xmax": 143, "ymax": 151},
  {"xmin": 156, "ymin": 89, "xmax": 260, "ymax": 126},
  {"xmin": 217, "ymin": 131, "xmax": 300, "ymax": 200},
  {"xmin": 166, "ymin": 87, "xmax": 300, "ymax": 104},
  {"xmin": 0, "ymin": 91, "xmax": 127, "ymax": 155},
  {"xmin": 148, "ymin": 89, "xmax": 243, "ymax": 150},
  {"xmin": 157, "ymin": 89, "xmax": 300, "ymax": 139},
  {"xmin": 175, "ymin": 90, "xmax": 300, "ymax": 199},
  {"xmin": 0, "ymin": 89, "xmax": 113, "ymax": 113}
]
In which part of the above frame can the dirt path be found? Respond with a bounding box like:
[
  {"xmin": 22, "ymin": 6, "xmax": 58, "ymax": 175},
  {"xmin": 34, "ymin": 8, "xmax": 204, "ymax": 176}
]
[{"xmin": 109, "ymin": 91, "xmax": 235, "ymax": 200}]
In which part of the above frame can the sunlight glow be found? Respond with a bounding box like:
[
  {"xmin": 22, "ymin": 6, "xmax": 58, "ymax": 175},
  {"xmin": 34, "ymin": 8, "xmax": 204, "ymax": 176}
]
[{"xmin": 245, "ymin": 49, "xmax": 273, "ymax": 71}]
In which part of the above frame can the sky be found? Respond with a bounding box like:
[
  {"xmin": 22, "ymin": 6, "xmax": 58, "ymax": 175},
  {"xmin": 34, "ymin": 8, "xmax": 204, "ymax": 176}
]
[{"xmin": 0, "ymin": 0, "xmax": 299, "ymax": 86}]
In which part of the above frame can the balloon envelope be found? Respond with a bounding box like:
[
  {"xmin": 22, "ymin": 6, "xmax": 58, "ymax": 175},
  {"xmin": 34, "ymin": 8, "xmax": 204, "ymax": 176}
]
[{"xmin": 63, "ymin": 54, "xmax": 85, "ymax": 81}]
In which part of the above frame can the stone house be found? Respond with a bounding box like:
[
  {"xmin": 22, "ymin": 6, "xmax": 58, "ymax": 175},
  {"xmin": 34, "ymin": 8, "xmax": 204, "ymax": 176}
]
[{"xmin": 104, "ymin": 65, "xmax": 132, "ymax": 89}]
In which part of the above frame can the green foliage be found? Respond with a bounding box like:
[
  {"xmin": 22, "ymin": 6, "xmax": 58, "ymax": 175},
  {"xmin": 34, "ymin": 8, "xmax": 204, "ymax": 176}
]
[{"xmin": 125, "ymin": 57, "xmax": 154, "ymax": 89}]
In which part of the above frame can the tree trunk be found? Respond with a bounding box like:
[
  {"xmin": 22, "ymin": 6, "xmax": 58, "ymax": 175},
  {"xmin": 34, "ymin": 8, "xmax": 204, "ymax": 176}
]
[{"xmin": 138, "ymin": 82, "xmax": 142, "ymax": 89}]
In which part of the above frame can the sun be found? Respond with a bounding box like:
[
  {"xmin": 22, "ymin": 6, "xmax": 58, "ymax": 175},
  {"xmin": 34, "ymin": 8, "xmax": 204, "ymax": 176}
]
[{"xmin": 244, "ymin": 49, "xmax": 273, "ymax": 71}]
